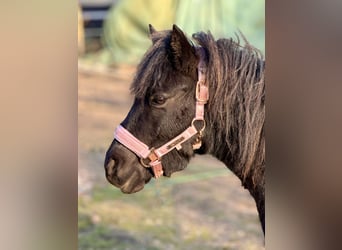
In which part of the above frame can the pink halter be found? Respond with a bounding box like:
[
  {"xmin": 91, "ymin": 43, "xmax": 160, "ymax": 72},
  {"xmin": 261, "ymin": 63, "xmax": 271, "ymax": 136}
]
[{"xmin": 114, "ymin": 48, "xmax": 208, "ymax": 178}]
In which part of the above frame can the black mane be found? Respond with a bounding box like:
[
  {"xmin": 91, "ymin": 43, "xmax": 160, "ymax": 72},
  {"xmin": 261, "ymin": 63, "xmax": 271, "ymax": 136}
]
[{"xmin": 193, "ymin": 32, "xmax": 265, "ymax": 186}]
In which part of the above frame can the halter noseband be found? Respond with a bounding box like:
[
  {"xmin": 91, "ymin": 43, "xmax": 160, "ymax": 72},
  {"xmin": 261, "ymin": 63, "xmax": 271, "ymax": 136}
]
[{"xmin": 114, "ymin": 47, "xmax": 208, "ymax": 178}]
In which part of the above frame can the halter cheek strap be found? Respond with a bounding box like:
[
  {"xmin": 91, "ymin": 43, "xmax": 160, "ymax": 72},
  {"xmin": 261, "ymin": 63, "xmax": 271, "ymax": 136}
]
[{"xmin": 114, "ymin": 47, "xmax": 208, "ymax": 178}]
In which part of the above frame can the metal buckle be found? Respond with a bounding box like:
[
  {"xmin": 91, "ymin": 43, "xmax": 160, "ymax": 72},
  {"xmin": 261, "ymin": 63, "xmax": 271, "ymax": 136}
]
[{"xmin": 196, "ymin": 80, "xmax": 209, "ymax": 103}]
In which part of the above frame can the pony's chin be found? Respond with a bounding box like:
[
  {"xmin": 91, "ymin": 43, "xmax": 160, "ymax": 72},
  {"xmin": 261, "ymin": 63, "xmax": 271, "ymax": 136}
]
[
  {"xmin": 106, "ymin": 175, "xmax": 148, "ymax": 194},
  {"xmin": 120, "ymin": 182, "xmax": 145, "ymax": 194},
  {"xmin": 107, "ymin": 172, "xmax": 152, "ymax": 194}
]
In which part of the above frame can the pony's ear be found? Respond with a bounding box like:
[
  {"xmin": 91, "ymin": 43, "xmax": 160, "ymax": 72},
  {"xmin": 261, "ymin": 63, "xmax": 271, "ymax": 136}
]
[
  {"xmin": 169, "ymin": 24, "xmax": 198, "ymax": 78},
  {"xmin": 148, "ymin": 24, "xmax": 156, "ymax": 35},
  {"xmin": 148, "ymin": 24, "xmax": 161, "ymax": 45}
]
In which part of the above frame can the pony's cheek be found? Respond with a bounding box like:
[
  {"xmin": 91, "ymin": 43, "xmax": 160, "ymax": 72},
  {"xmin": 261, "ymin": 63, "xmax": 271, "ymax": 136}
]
[{"xmin": 162, "ymin": 157, "xmax": 188, "ymax": 177}]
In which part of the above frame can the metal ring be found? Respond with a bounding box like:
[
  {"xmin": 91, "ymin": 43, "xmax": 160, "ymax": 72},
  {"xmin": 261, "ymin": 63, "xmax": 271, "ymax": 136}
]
[
  {"xmin": 140, "ymin": 157, "xmax": 151, "ymax": 168},
  {"xmin": 191, "ymin": 118, "xmax": 206, "ymax": 133}
]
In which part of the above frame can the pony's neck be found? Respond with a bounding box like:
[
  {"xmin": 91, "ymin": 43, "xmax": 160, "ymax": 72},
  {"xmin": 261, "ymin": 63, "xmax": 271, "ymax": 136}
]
[
  {"xmin": 200, "ymin": 126, "xmax": 265, "ymax": 233},
  {"xmin": 200, "ymin": 125, "xmax": 249, "ymax": 182}
]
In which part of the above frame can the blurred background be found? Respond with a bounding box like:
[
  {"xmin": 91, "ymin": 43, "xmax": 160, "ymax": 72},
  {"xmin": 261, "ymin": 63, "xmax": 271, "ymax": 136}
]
[
  {"xmin": 78, "ymin": 0, "xmax": 265, "ymax": 249},
  {"xmin": 2, "ymin": 1, "xmax": 341, "ymax": 250}
]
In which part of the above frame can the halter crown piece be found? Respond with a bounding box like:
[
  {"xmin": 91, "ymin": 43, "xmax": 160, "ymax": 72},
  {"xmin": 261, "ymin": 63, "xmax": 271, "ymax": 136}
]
[{"xmin": 114, "ymin": 47, "xmax": 208, "ymax": 178}]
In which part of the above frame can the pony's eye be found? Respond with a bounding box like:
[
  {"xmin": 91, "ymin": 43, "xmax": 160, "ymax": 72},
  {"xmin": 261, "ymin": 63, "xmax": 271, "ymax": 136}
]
[{"xmin": 151, "ymin": 95, "xmax": 166, "ymax": 106}]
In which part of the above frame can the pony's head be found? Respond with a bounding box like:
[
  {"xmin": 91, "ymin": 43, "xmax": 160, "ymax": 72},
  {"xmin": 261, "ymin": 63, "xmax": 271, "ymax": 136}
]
[{"xmin": 104, "ymin": 25, "xmax": 205, "ymax": 193}]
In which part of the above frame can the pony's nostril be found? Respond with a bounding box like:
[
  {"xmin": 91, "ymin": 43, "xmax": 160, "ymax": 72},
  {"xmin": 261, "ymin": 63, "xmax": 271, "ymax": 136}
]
[{"xmin": 105, "ymin": 157, "xmax": 116, "ymax": 176}]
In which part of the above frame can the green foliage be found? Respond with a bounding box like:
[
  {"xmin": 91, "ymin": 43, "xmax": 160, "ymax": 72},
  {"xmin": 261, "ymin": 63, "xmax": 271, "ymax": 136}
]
[{"xmin": 96, "ymin": 0, "xmax": 265, "ymax": 65}]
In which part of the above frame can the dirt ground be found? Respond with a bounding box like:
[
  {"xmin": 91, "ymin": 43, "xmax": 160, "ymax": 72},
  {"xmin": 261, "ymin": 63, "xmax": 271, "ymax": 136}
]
[{"xmin": 78, "ymin": 66, "xmax": 264, "ymax": 250}]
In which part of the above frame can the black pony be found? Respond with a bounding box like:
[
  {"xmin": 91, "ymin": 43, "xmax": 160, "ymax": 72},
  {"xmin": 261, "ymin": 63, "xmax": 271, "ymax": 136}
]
[{"xmin": 105, "ymin": 25, "xmax": 265, "ymax": 233}]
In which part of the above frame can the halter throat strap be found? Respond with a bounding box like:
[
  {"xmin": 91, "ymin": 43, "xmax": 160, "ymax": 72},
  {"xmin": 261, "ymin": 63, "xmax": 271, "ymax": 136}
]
[{"xmin": 114, "ymin": 47, "xmax": 208, "ymax": 178}]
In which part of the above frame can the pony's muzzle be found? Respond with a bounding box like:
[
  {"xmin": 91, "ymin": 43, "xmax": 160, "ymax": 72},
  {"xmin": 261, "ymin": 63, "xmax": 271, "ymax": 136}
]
[{"xmin": 104, "ymin": 142, "xmax": 153, "ymax": 193}]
